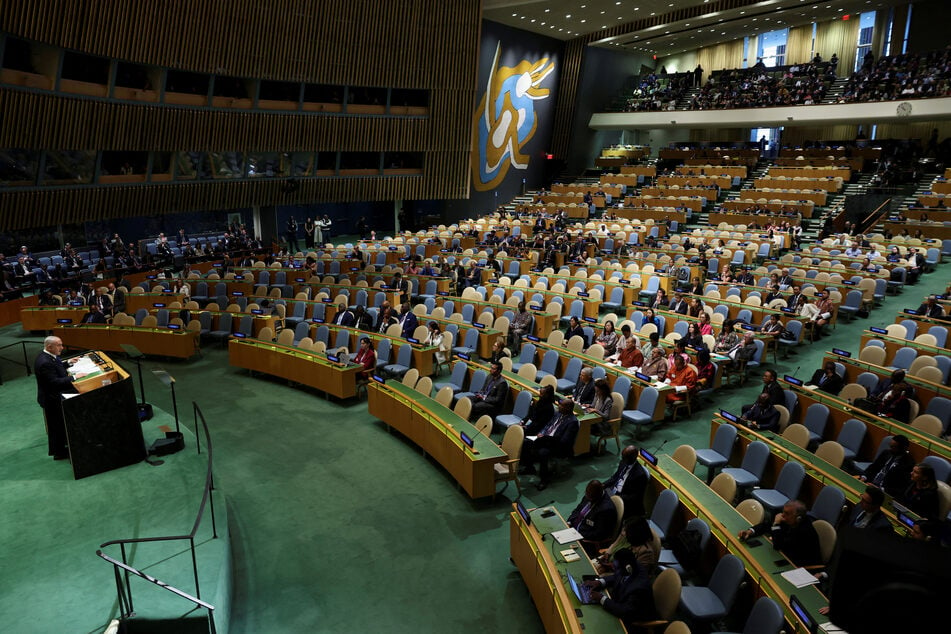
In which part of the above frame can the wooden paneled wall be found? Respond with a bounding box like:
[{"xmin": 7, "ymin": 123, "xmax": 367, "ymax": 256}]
[
  {"xmin": 1, "ymin": 0, "xmax": 481, "ymax": 87},
  {"xmin": 0, "ymin": 0, "xmax": 481, "ymax": 230},
  {"xmin": 0, "ymin": 91, "xmax": 444, "ymax": 151},
  {"xmin": 0, "ymin": 173, "xmax": 469, "ymax": 231}
]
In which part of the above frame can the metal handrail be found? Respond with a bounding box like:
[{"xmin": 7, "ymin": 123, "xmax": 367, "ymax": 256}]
[
  {"xmin": 0, "ymin": 339, "xmax": 44, "ymax": 385},
  {"xmin": 858, "ymin": 197, "xmax": 893, "ymax": 234},
  {"xmin": 96, "ymin": 550, "xmax": 216, "ymax": 632},
  {"xmin": 97, "ymin": 401, "xmax": 218, "ymax": 632}
]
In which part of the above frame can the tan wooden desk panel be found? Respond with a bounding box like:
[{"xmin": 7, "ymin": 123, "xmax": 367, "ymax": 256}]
[
  {"xmin": 54, "ymin": 325, "xmax": 199, "ymax": 359},
  {"xmin": 125, "ymin": 293, "xmax": 187, "ymax": 313},
  {"xmin": 782, "ymin": 380, "xmax": 951, "ymax": 464},
  {"xmin": 755, "ymin": 178, "xmax": 842, "ymax": 192},
  {"xmin": 21, "ymin": 306, "xmax": 88, "ymax": 330},
  {"xmin": 367, "ymin": 382, "xmax": 505, "ymax": 498},
  {"xmin": 228, "ymin": 338, "xmax": 361, "ymax": 399}
]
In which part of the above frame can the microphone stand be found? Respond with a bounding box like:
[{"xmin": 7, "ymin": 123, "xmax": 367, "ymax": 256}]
[{"xmin": 120, "ymin": 344, "xmax": 152, "ymax": 421}]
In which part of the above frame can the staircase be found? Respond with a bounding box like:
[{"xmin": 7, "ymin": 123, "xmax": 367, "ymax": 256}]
[
  {"xmin": 820, "ymin": 77, "xmax": 849, "ymax": 105},
  {"xmin": 676, "ymin": 88, "xmax": 701, "ymax": 110}
]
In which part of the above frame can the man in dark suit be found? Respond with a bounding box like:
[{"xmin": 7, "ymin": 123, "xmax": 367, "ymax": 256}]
[
  {"xmin": 397, "ymin": 302, "xmax": 418, "ymax": 338},
  {"xmin": 392, "ymin": 271, "xmax": 410, "ymax": 304},
  {"xmin": 859, "ymin": 434, "xmax": 914, "ymax": 497},
  {"xmin": 755, "ymin": 369, "xmax": 785, "ymax": 407},
  {"xmin": 603, "ymin": 446, "xmax": 648, "ymax": 518},
  {"xmin": 91, "ymin": 288, "xmax": 113, "ymax": 316},
  {"xmin": 917, "ymin": 296, "xmax": 945, "ymax": 318},
  {"xmin": 739, "ymin": 499, "xmax": 821, "ymax": 567},
  {"xmin": 34, "ymin": 336, "xmax": 84, "ymax": 460},
  {"xmin": 521, "ymin": 398, "xmax": 579, "ymax": 490},
  {"xmin": 806, "ymin": 361, "xmax": 844, "ymax": 395},
  {"xmin": 469, "ymin": 361, "xmax": 508, "ymax": 422},
  {"xmin": 333, "ymin": 303, "xmax": 355, "ymax": 327},
  {"xmin": 375, "ymin": 302, "xmax": 397, "ymax": 332},
  {"xmin": 740, "ymin": 392, "xmax": 780, "ymax": 431},
  {"xmin": 571, "ymin": 367, "xmax": 595, "ymax": 406},
  {"xmin": 568, "ymin": 479, "xmax": 619, "ymax": 556},
  {"xmin": 584, "ymin": 549, "xmax": 655, "ymax": 624},
  {"xmin": 80, "ymin": 304, "xmax": 108, "ymax": 324},
  {"xmin": 842, "ymin": 486, "xmax": 894, "ymax": 533},
  {"xmin": 667, "ymin": 293, "xmax": 688, "ymax": 314},
  {"xmin": 109, "ymin": 282, "xmax": 126, "ymax": 314}
]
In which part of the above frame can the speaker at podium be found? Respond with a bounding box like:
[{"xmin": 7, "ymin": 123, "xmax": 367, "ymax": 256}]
[{"xmin": 62, "ymin": 351, "xmax": 146, "ymax": 479}]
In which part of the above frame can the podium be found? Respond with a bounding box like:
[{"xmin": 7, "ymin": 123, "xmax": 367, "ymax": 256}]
[{"xmin": 62, "ymin": 351, "xmax": 146, "ymax": 479}]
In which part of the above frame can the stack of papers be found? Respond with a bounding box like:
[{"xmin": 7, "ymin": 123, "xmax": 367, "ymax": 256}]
[{"xmin": 69, "ymin": 356, "xmax": 100, "ymax": 376}]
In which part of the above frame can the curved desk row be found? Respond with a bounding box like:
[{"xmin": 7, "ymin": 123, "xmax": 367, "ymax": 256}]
[
  {"xmin": 510, "ymin": 506, "xmax": 626, "ymax": 634},
  {"xmin": 710, "ymin": 415, "xmax": 915, "ymax": 533},
  {"xmin": 228, "ymin": 338, "xmax": 363, "ymax": 399},
  {"xmin": 367, "ymin": 379, "xmax": 506, "ymax": 498},
  {"xmin": 781, "ymin": 378, "xmax": 951, "ymax": 464},
  {"xmin": 645, "ymin": 454, "xmax": 830, "ymax": 633}
]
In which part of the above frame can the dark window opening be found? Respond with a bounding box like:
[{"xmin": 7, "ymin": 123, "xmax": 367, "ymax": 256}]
[
  {"xmin": 115, "ymin": 62, "xmax": 153, "ymax": 90},
  {"xmin": 259, "ymin": 80, "xmax": 299, "ymax": 102},
  {"xmin": 166, "ymin": 70, "xmax": 210, "ymax": 95},
  {"xmin": 1, "ymin": 37, "xmax": 34, "ymax": 73},
  {"xmin": 304, "ymin": 83, "xmax": 343, "ymax": 103},
  {"xmin": 213, "ymin": 76, "xmax": 249, "ymax": 99},
  {"xmin": 61, "ymin": 51, "xmax": 110, "ymax": 84}
]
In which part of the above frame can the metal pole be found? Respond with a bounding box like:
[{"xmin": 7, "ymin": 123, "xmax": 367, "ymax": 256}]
[
  {"xmin": 190, "ymin": 537, "xmax": 201, "ymax": 600},
  {"xmin": 170, "ymin": 380, "xmax": 180, "ymax": 435},
  {"xmin": 120, "ymin": 542, "xmax": 134, "ymax": 613},
  {"xmin": 22, "ymin": 341, "xmax": 31, "ymax": 375}
]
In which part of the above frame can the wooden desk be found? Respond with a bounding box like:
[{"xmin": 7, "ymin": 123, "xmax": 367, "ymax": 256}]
[
  {"xmin": 768, "ymin": 167, "xmax": 851, "ymax": 180},
  {"xmin": 710, "ymin": 212, "xmax": 805, "ymax": 226},
  {"xmin": 642, "ymin": 186, "xmax": 718, "ymax": 202},
  {"xmin": 823, "ymin": 353, "xmax": 951, "ymax": 422},
  {"xmin": 55, "ymin": 324, "xmax": 200, "ymax": 359},
  {"xmin": 719, "ymin": 202, "xmax": 813, "ymax": 216},
  {"xmin": 884, "ymin": 222, "xmax": 951, "ymax": 241},
  {"xmin": 750, "ymin": 189, "xmax": 827, "ymax": 206},
  {"xmin": 527, "ymin": 339, "xmax": 675, "ymax": 417},
  {"xmin": 313, "ymin": 324, "xmax": 436, "ymax": 377},
  {"xmin": 755, "ymin": 178, "xmax": 842, "ymax": 192},
  {"xmin": 625, "ymin": 196, "xmax": 704, "ymax": 212},
  {"xmin": 2, "ymin": 295, "xmax": 38, "ymax": 327},
  {"xmin": 710, "ymin": 415, "xmax": 912, "ymax": 533},
  {"xmin": 368, "ymin": 380, "xmax": 506, "ymax": 498},
  {"xmin": 859, "ymin": 332, "xmax": 950, "ymax": 362},
  {"xmin": 657, "ymin": 175, "xmax": 732, "ymax": 189},
  {"xmin": 125, "ymin": 292, "xmax": 187, "ymax": 313},
  {"xmin": 646, "ymin": 455, "xmax": 830, "ymax": 633},
  {"xmin": 510, "ymin": 506, "xmax": 626, "ymax": 634},
  {"xmin": 462, "ymin": 359, "xmax": 601, "ymax": 456},
  {"xmin": 781, "ymin": 379, "xmax": 951, "ymax": 464},
  {"xmin": 619, "ymin": 165, "xmax": 657, "ymax": 177},
  {"xmin": 21, "ymin": 306, "xmax": 89, "ymax": 330},
  {"xmin": 228, "ymin": 338, "xmax": 363, "ymax": 399}
]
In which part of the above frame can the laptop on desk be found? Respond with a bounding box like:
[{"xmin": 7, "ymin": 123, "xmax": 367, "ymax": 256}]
[{"xmin": 567, "ymin": 572, "xmax": 599, "ymax": 605}]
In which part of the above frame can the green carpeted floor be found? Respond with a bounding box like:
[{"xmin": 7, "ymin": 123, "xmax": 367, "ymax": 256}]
[{"xmin": 0, "ymin": 264, "xmax": 945, "ymax": 633}]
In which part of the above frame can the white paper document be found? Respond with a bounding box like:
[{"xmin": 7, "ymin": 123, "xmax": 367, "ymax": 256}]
[
  {"xmin": 780, "ymin": 567, "xmax": 820, "ymax": 588},
  {"xmin": 551, "ymin": 527, "xmax": 584, "ymax": 545}
]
